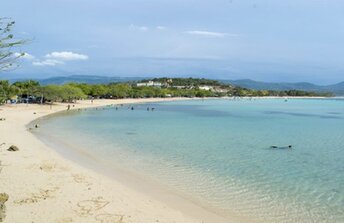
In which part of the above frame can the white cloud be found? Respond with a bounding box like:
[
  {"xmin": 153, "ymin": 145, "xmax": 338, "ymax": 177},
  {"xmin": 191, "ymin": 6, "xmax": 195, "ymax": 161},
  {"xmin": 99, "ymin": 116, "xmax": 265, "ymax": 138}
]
[
  {"xmin": 32, "ymin": 59, "xmax": 64, "ymax": 66},
  {"xmin": 129, "ymin": 25, "xmax": 166, "ymax": 31},
  {"xmin": 45, "ymin": 51, "xmax": 88, "ymax": 61},
  {"xmin": 14, "ymin": 52, "xmax": 35, "ymax": 60},
  {"xmin": 129, "ymin": 24, "xmax": 149, "ymax": 31},
  {"xmin": 185, "ymin": 30, "xmax": 238, "ymax": 38},
  {"xmin": 32, "ymin": 51, "xmax": 88, "ymax": 67}
]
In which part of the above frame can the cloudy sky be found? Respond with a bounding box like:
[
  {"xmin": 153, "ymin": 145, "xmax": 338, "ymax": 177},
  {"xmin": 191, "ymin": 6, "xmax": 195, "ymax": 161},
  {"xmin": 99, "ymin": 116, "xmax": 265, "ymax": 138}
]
[{"xmin": 1, "ymin": 0, "xmax": 344, "ymax": 84}]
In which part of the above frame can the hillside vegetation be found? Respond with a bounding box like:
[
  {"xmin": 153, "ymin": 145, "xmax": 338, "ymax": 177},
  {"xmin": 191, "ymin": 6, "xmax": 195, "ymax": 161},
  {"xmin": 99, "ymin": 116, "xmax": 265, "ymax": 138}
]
[{"xmin": 0, "ymin": 78, "xmax": 333, "ymax": 104}]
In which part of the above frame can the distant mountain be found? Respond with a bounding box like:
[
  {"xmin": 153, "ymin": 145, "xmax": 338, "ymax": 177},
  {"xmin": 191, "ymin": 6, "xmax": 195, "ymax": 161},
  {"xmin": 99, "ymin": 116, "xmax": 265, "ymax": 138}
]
[
  {"xmin": 222, "ymin": 79, "xmax": 344, "ymax": 96},
  {"xmin": 6, "ymin": 75, "xmax": 344, "ymax": 95},
  {"xmin": 14, "ymin": 75, "xmax": 146, "ymax": 85},
  {"xmin": 223, "ymin": 79, "xmax": 319, "ymax": 91},
  {"xmin": 327, "ymin": 81, "xmax": 344, "ymax": 95}
]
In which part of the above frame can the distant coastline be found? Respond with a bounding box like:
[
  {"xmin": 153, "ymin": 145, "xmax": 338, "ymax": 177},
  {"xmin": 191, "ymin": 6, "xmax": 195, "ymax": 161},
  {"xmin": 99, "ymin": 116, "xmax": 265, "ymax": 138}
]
[
  {"xmin": 0, "ymin": 77, "xmax": 333, "ymax": 107},
  {"xmin": 5, "ymin": 75, "xmax": 343, "ymax": 96}
]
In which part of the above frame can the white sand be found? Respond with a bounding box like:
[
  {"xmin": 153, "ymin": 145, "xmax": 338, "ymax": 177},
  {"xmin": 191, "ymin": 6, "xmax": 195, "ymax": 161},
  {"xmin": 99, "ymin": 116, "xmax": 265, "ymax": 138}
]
[{"xmin": 0, "ymin": 98, "xmax": 233, "ymax": 223}]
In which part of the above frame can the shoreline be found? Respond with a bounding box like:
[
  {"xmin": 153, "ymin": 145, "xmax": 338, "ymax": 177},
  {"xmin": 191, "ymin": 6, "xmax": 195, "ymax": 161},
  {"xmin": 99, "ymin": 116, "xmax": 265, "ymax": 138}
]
[
  {"xmin": 33, "ymin": 122, "xmax": 244, "ymax": 223},
  {"xmin": 0, "ymin": 98, "xmax": 233, "ymax": 223}
]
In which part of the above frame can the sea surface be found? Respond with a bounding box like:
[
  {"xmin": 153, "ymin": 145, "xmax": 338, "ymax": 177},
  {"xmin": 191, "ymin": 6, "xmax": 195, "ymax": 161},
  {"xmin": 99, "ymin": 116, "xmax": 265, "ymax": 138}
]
[{"xmin": 36, "ymin": 98, "xmax": 344, "ymax": 222}]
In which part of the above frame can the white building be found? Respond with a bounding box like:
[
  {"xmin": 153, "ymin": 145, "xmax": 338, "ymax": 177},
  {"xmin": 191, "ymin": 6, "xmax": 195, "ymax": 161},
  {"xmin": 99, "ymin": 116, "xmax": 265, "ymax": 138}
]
[
  {"xmin": 199, "ymin": 86, "xmax": 213, "ymax": 91},
  {"xmin": 136, "ymin": 81, "xmax": 162, "ymax": 87}
]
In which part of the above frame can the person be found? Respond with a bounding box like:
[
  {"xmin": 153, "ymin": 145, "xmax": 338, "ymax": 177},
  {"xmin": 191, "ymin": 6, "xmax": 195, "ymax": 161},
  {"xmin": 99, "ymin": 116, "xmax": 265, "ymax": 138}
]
[
  {"xmin": 270, "ymin": 145, "xmax": 292, "ymax": 149},
  {"xmin": 67, "ymin": 104, "xmax": 71, "ymax": 110}
]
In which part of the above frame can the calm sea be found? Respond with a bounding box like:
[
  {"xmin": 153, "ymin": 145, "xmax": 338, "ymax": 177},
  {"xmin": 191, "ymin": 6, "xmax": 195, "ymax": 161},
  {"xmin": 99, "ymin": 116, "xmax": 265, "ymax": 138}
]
[{"xmin": 36, "ymin": 98, "xmax": 344, "ymax": 223}]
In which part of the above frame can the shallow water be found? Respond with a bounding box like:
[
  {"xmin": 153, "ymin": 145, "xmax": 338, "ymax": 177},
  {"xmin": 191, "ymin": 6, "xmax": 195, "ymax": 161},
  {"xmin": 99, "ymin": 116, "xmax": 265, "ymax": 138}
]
[{"xmin": 37, "ymin": 98, "xmax": 344, "ymax": 222}]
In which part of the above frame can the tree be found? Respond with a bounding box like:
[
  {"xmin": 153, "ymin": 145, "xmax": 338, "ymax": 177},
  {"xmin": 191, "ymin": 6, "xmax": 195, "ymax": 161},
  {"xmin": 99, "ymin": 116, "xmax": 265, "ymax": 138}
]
[
  {"xmin": 60, "ymin": 85, "xmax": 86, "ymax": 102},
  {"xmin": 139, "ymin": 86, "xmax": 156, "ymax": 98},
  {"xmin": 69, "ymin": 83, "xmax": 93, "ymax": 96},
  {"xmin": 0, "ymin": 18, "xmax": 26, "ymax": 71},
  {"xmin": 41, "ymin": 85, "xmax": 86, "ymax": 103},
  {"xmin": 90, "ymin": 84, "xmax": 107, "ymax": 98},
  {"xmin": 40, "ymin": 85, "xmax": 62, "ymax": 103},
  {"xmin": 0, "ymin": 80, "xmax": 18, "ymax": 103},
  {"xmin": 12, "ymin": 80, "xmax": 40, "ymax": 98},
  {"xmin": 107, "ymin": 83, "xmax": 131, "ymax": 98}
]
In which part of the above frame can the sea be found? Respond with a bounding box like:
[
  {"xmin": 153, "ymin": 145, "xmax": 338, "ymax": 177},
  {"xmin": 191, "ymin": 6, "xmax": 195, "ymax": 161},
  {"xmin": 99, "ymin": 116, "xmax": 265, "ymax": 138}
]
[{"xmin": 34, "ymin": 98, "xmax": 344, "ymax": 223}]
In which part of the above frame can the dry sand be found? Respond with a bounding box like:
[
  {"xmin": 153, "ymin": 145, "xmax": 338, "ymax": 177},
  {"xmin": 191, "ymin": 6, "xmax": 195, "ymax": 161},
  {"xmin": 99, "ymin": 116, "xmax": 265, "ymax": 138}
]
[{"xmin": 0, "ymin": 98, "xmax": 232, "ymax": 223}]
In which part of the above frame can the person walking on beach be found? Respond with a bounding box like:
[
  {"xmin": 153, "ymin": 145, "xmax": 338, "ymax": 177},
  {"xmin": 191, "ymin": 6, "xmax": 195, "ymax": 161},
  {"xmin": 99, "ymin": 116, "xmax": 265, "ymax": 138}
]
[{"xmin": 67, "ymin": 104, "xmax": 71, "ymax": 110}]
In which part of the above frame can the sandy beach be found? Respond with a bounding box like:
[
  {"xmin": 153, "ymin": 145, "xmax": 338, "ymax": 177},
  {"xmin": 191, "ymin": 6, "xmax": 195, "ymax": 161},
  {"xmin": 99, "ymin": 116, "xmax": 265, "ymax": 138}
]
[{"xmin": 0, "ymin": 98, "xmax": 232, "ymax": 223}]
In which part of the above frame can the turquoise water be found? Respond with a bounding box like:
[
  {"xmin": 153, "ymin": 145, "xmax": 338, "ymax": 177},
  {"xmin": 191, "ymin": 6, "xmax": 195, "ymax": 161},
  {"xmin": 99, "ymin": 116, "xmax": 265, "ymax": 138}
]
[{"xmin": 38, "ymin": 99, "xmax": 344, "ymax": 222}]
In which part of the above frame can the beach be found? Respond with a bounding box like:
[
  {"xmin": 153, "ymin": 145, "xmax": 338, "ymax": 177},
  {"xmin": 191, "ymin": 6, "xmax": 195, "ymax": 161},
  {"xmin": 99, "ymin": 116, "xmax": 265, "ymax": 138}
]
[{"xmin": 0, "ymin": 98, "xmax": 230, "ymax": 223}]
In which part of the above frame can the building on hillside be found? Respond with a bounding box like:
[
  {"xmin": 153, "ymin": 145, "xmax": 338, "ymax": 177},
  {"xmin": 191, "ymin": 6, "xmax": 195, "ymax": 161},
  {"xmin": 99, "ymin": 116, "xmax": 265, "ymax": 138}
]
[
  {"xmin": 213, "ymin": 87, "xmax": 229, "ymax": 93},
  {"xmin": 136, "ymin": 81, "xmax": 163, "ymax": 87},
  {"xmin": 199, "ymin": 86, "xmax": 213, "ymax": 91}
]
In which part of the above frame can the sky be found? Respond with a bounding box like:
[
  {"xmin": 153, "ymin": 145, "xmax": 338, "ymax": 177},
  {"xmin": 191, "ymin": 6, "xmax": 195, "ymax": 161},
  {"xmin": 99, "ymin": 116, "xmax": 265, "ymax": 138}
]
[{"xmin": 1, "ymin": 0, "xmax": 344, "ymax": 84}]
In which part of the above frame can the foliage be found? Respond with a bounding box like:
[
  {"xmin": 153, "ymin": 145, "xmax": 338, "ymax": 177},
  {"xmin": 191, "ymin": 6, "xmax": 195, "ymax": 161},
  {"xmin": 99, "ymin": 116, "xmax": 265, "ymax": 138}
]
[
  {"xmin": 0, "ymin": 18, "xmax": 26, "ymax": 71},
  {"xmin": 0, "ymin": 80, "xmax": 17, "ymax": 103},
  {"xmin": 0, "ymin": 78, "xmax": 333, "ymax": 105},
  {"xmin": 41, "ymin": 84, "xmax": 86, "ymax": 103},
  {"xmin": 12, "ymin": 80, "xmax": 40, "ymax": 97},
  {"xmin": 107, "ymin": 83, "xmax": 131, "ymax": 98},
  {"xmin": 148, "ymin": 77, "xmax": 223, "ymax": 87}
]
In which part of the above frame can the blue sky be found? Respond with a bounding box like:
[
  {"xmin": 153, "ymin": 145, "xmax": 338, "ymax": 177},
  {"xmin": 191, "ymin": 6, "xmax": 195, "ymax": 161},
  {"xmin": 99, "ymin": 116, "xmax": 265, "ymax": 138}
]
[{"xmin": 1, "ymin": 0, "xmax": 344, "ymax": 84}]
